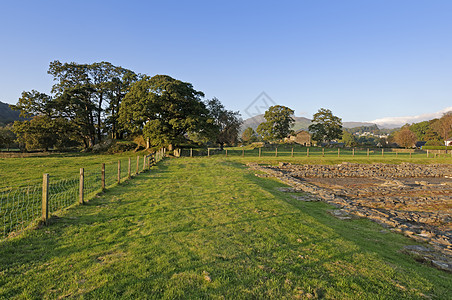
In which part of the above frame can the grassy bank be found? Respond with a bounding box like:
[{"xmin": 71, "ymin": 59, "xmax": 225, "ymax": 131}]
[{"xmin": 0, "ymin": 157, "xmax": 450, "ymax": 298}]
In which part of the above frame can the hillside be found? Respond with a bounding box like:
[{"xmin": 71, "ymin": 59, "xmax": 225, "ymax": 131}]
[{"xmin": 0, "ymin": 101, "xmax": 22, "ymax": 125}]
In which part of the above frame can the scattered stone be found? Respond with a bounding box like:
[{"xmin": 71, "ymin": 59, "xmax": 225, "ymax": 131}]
[{"xmin": 248, "ymin": 162, "xmax": 452, "ymax": 271}]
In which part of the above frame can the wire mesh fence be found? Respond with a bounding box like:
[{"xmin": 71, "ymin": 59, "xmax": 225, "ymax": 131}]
[{"xmin": 0, "ymin": 150, "xmax": 165, "ymax": 240}]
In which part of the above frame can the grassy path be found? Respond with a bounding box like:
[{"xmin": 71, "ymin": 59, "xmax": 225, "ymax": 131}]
[{"xmin": 0, "ymin": 158, "xmax": 450, "ymax": 299}]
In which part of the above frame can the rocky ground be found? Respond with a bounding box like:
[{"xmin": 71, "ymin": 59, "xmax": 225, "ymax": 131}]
[{"xmin": 248, "ymin": 162, "xmax": 452, "ymax": 272}]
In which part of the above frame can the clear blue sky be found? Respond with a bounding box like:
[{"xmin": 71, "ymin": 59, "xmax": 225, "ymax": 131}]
[{"xmin": 1, "ymin": 0, "xmax": 451, "ymax": 122}]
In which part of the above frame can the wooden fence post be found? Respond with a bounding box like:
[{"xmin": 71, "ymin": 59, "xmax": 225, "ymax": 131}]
[
  {"xmin": 190, "ymin": 148, "xmax": 193, "ymax": 157},
  {"xmin": 143, "ymin": 155, "xmax": 146, "ymax": 171},
  {"xmin": 291, "ymin": 147, "xmax": 294, "ymax": 157},
  {"xmin": 79, "ymin": 168, "xmax": 84, "ymax": 204},
  {"xmin": 410, "ymin": 152, "xmax": 412, "ymax": 159},
  {"xmin": 225, "ymin": 149, "xmax": 228, "ymax": 157},
  {"xmin": 275, "ymin": 147, "xmax": 278, "ymax": 157},
  {"xmin": 117, "ymin": 160, "xmax": 121, "ymax": 184},
  {"xmin": 382, "ymin": 149, "xmax": 384, "ymax": 157},
  {"xmin": 136, "ymin": 156, "xmax": 139, "ymax": 174},
  {"xmin": 242, "ymin": 149, "xmax": 245, "ymax": 157},
  {"xmin": 208, "ymin": 148, "xmax": 210, "ymax": 157},
  {"xmin": 42, "ymin": 173, "xmax": 49, "ymax": 224},
  {"xmin": 259, "ymin": 147, "xmax": 261, "ymax": 157},
  {"xmin": 308, "ymin": 148, "xmax": 310, "ymax": 157},
  {"xmin": 128, "ymin": 157, "xmax": 131, "ymax": 179},
  {"xmin": 321, "ymin": 148, "xmax": 323, "ymax": 157},
  {"xmin": 427, "ymin": 150, "xmax": 429, "ymax": 158},
  {"xmin": 101, "ymin": 163, "xmax": 105, "ymax": 190},
  {"xmin": 352, "ymin": 148, "xmax": 355, "ymax": 157},
  {"xmin": 337, "ymin": 148, "xmax": 340, "ymax": 157},
  {"xmin": 396, "ymin": 152, "xmax": 398, "ymax": 158},
  {"xmin": 367, "ymin": 148, "xmax": 369, "ymax": 157}
]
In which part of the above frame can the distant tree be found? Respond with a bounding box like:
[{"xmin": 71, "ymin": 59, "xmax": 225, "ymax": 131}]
[
  {"xmin": 394, "ymin": 126, "xmax": 416, "ymax": 148},
  {"xmin": 118, "ymin": 75, "xmax": 209, "ymax": 147},
  {"xmin": 241, "ymin": 127, "xmax": 257, "ymax": 144},
  {"xmin": 308, "ymin": 108, "xmax": 342, "ymax": 144},
  {"xmin": 205, "ymin": 98, "xmax": 242, "ymax": 149},
  {"xmin": 256, "ymin": 105, "xmax": 294, "ymax": 141},
  {"xmin": 340, "ymin": 131, "xmax": 357, "ymax": 147}
]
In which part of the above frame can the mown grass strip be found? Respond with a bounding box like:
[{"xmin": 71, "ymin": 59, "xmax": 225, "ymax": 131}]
[{"xmin": 0, "ymin": 157, "xmax": 450, "ymax": 299}]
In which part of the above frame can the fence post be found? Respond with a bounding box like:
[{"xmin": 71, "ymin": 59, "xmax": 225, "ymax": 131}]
[
  {"xmin": 308, "ymin": 148, "xmax": 310, "ymax": 157},
  {"xmin": 382, "ymin": 149, "xmax": 384, "ymax": 157},
  {"xmin": 275, "ymin": 147, "xmax": 278, "ymax": 157},
  {"xmin": 208, "ymin": 148, "xmax": 210, "ymax": 157},
  {"xmin": 242, "ymin": 149, "xmax": 244, "ymax": 157},
  {"xmin": 117, "ymin": 160, "xmax": 121, "ymax": 184},
  {"xmin": 190, "ymin": 148, "xmax": 193, "ymax": 157},
  {"xmin": 352, "ymin": 148, "xmax": 355, "ymax": 157},
  {"xmin": 225, "ymin": 149, "xmax": 228, "ymax": 157},
  {"xmin": 291, "ymin": 147, "xmax": 294, "ymax": 157},
  {"xmin": 410, "ymin": 152, "xmax": 412, "ymax": 159},
  {"xmin": 259, "ymin": 147, "xmax": 261, "ymax": 157},
  {"xmin": 321, "ymin": 148, "xmax": 323, "ymax": 157},
  {"xmin": 427, "ymin": 150, "xmax": 429, "ymax": 158},
  {"xmin": 136, "ymin": 156, "xmax": 139, "ymax": 174},
  {"xmin": 128, "ymin": 157, "xmax": 131, "ymax": 179},
  {"xmin": 42, "ymin": 173, "xmax": 49, "ymax": 224},
  {"xmin": 367, "ymin": 148, "xmax": 369, "ymax": 157},
  {"xmin": 79, "ymin": 168, "xmax": 84, "ymax": 204},
  {"xmin": 101, "ymin": 163, "xmax": 105, "ymax": 190},
  {"xmin": 396, "ymin": 152, "xmax": 398, "ymax": 158},
  {"xmin": 143, "ymin": 155, "xmax": 146, "ymax": 171}
]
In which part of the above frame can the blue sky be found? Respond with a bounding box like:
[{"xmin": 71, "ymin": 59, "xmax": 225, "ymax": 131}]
[{"xmin": 1, "ymin": 0, "xmax": 451, "ymax": 124}]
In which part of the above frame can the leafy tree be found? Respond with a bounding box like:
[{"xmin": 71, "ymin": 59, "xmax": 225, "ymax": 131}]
[
  {"xmin": 340, "ymin": 131, "xmax": 357, "ymax": 147},
  {"xmin": 432, "ymin": 112, "xmax": 452, "ymax": 142},
  {"xmin": 0, "ymin": 125, "xmax": 16, "ymax": 150},
  {"xmin": 256, "ymin": 105, "xmax": 294, "ymax": 141},
  {"xmin": 308, "ymin": 108, "xmax": 342, "ymax": 144},
  {"xmin": 118, "ymin": 75, "xmax": 209, "ymax": 147},
  {"xmin": 11, "ymin": 90, "xmax": 54, "ymax": 118},
  {"xmin": 48, "ymin": 60, "xmax": 137, "ymax": 146},
  {"xmin": 409, "ymin": 121, "xmax": 430, "ymax": 141},
  {"xmin": 205, "ymin": 98, "xmax": 242, "ymax": 149},
  {"xmin": 12, "ymin": 116, "xmax": 75, "ymax": 151},
  {"xmin": 241, "ymin": 127, "xmax": 257, "ymax": 144},
  {"xmin": 394, "ymin": 126, "xmax": 416, "ymax": 148}
]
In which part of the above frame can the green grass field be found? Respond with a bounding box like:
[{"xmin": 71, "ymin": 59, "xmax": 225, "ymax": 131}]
[{"xmin": 0, "ymin": 157, "xmax": 450, "ymax": 299}]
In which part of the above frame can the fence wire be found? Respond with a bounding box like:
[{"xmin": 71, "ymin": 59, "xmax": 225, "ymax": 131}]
[{"xmin": 1, "ymin": 183, "xmax": 42, "ymax": 238}]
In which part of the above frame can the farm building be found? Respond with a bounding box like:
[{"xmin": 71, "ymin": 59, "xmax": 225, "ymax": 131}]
[{"xmin": 287, "ymin": 130, "xmax": 312, "ymax": 146}]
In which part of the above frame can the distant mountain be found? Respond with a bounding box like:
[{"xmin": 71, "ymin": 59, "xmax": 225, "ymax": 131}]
[
  {"xmin": 368, "ymin": 106, "xmax": 452, "ymax": 129},
  {"xmin": 241, "ymin": 115, "xmax": 378, "ymax": 134},
  {"xmin": 240, "ymin": 114, "xmax": 311, "ymax": 133},
  {"xmin": 342, "ymin": 122, "xmax": 377, "ymax": 128},
  {"xmin": 0, "ymin": 101, "xmax": 23, "ymax": 125}
]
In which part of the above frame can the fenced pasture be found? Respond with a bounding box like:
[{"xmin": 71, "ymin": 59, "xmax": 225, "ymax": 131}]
[
  {"xmin": 0, "ymin": 150, "xmax": 165, "ymax": 240},
  {"xmin": 179, "ymin": 145, "xmax": 452, "ymax": 164},
  {"xmin": 0, "ymin": 157, "xmax": 450, "ymax": 298}
]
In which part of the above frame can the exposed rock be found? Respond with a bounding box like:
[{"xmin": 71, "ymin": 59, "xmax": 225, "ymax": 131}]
[{"xmin": 248, "ymin": 162, "xmax": 452, "ymax": 272}]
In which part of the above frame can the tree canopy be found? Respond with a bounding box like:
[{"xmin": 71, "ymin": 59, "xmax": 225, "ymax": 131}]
[
  {"xmin": 256, "ymin": 105, "xmax": 294, "ymax": 141},
  {"xmin": 118, "ymin": 75, "xmax": 210, "ymax": 147},
  {"xmin": 308, "ymin": 108, "xmax": 342, "ymax": 144}
]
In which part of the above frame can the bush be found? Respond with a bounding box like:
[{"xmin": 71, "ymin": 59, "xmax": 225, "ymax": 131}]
[{"xmin": 422, "ymin": 145, "xmax": 452, "ymax": 150}]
